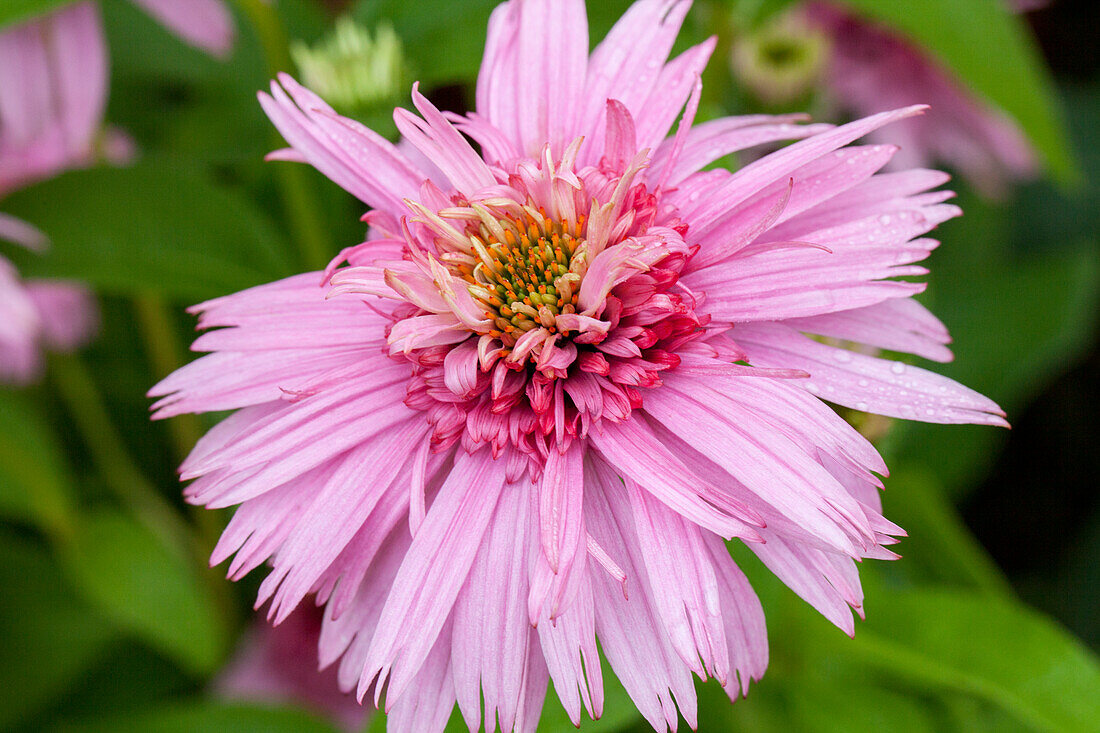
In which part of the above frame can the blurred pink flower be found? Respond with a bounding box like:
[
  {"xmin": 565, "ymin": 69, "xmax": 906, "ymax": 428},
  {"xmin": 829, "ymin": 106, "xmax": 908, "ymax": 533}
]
[
  {"xmin": 152, "ymin": 0, "xmax": 1006, "ymax": 730},
  {"xmin": 0, "ymin": 0, "xmax": 237, "ymax": 381},
  {"xmin": 0, "ymin": 3, "xmax": 105, "ymax": 381},
  {"xmin": 808, "ymin": 1, "xmax": 1038, "ymax": 196},
  {"xmin": 215, "ymin": 602, "xmax": 370, "ymax": 732}
]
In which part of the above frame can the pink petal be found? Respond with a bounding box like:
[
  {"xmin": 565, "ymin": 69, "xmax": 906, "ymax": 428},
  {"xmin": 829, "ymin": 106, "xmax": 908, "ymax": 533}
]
[
  {"xmin": 24, "ymin": 280, "xmax": 98, "ymax": 351},
  {"xmin": 590, "ymin": 418, "xmax": 764, "ymax": 541},
  {"xmin": 129, "ymin": 0, "xmax": 236, "ymax": 56},
  {"xmin": 647, "ymin": 378, "xmax": 873, "ymax": 554},
  {"xmin": 783, "ymin": 297, "xmax": 954, "ymax": 363},
  {"xmin": 361, "ymin": 450, "xmax": 509, "ymax": 705},
  {"xmin": 259, "ymin": 75, "xmax": 423, "ymax": 215},
  {"xmin": 579, "ymin": 0, "xmax": 693, "ymax": 166},
  {"xmin": 735, "ymin": 322, "xmax": 1008, "ymax": 425},
  {"xmin": 451, "ymin": 483, "xmax": 536, "ymax": 733},
  {"xmin": 515, "ymin": 0, "xmax": 589, "ymax": 157}
]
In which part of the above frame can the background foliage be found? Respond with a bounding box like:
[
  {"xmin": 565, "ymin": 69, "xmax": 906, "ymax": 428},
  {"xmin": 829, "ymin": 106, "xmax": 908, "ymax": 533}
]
[{"xmin": 0, "ymin": 0, "xmax": 1097, "ymax": 730}]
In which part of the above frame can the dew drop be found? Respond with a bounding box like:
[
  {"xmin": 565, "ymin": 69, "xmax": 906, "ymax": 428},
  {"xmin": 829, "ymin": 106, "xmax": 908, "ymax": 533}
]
[
  {"xmin": 925, "ymin": 408, "xmax": 936, "ymax": 416},
  {"xmin": 855, "ymin": 401, "xmax": 869, "ymax": 411},
  {"xmin": 832, "ymin": 350, "xmax": 853, "ymax": 363},
  {"xmin": 878, "ymin": 214, "xmax": 892, "ymax": 226},
  {"xmin": 890, "ymin": 362, "xmax": 906, "ymax": 375},
  {"xmin": 858, "ymin": 379, "xmax": 869, "ymax": 388}
]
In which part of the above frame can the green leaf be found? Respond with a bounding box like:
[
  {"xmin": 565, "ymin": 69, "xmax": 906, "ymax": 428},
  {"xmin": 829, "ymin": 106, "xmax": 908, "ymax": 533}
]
[
  {"xmin": 33, "ymin": 641, "xmax": 194, "ymax": 725},
  {"xmin": 0, "ymin": 531, "xmax": 117, "ymax": 730},
  {"xmin": 833, "ymin": 0, "xmax": 1075, "ymax": 182},
  {"xmin": 0, "ymin": 390, "xmax": 75, "ymax": 537},
  {"xmin": 0, "ymin": 0, "xmax": 76, "ymax": 28},
  {"xmin": 2, "ymin": 161, "xmax": 295, "ymax": 301},
  {"xmin": 58, "ymin": 509, "xmax": 229, "ymax": 676},
  {"xmin": 789, "ymin": 676, "xmax": 938, "ymax": 733},
  {"xmin": 881, "ymin": 470, "xmax": 1014, "ymax": 599},
  {"xmin": 839, "ymin": 589, "xmax": 1100, "ymax": 732},
  {"xmin": 53, "ymin": 702, "xmax": 342, "ymax": 733}
]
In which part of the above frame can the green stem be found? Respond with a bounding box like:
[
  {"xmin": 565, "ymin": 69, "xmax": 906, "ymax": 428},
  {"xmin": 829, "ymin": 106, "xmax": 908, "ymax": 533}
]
[
  {"xmin": 133, "ymin": 294, "xmax": 203, "ymax": 463},
  {"xmin": 234, "ymin": 0, "xmax": 332, "ymax": 272}
]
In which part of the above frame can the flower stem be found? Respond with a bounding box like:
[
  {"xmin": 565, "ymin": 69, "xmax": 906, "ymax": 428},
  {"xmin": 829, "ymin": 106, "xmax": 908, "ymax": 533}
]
[
  {"xmin": 133, "ymin": 294, "xmax": 203, "ymax": 463},
  {"xmin": 234, "ymin": 0, "xmax": 332, "ymax": 272}
]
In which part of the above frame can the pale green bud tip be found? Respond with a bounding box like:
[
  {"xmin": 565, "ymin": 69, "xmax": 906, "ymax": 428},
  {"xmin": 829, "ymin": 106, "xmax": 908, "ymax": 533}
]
[{"xmin": 291, "ymin": 17, "xmax": 407, "ymax": 115}]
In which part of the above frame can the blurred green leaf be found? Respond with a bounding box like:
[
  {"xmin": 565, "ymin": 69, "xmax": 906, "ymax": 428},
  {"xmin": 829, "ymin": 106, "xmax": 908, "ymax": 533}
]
[
  {"xmin": 789, "ymin": 676, "xmax": 938, "ymax": 732},
  {"xmin": 53, "ymin": 702, "xmax": 342, "ymax": 733},
  {"xmin": 834, "ymin": 0, "xmax": 1074, "ymax": 182},
  {"xmin": 836, "ymin": 589, "xmax": 1100, "ymax": 732},
  {"xmin": 2, "ymin": 161, "xmax": 295, "ymax": 301},
  {"xmin": 30, "ymin": 640, "xmax": 194, "ymax": 726},
  {"xmin": 58, "ymin": 509, "xmax": 229, "ymax": 676},
  {"xmin": 0, "ymin": 531, "xmax": 117, "ymax": 730},
  {"xmin": 881, "ymin": 470, "xmax": 1014, "ymax": 598},
  {"xmin": 0, "ymin": 390, "xmax": 75, "ymax": 537},
  {"xmin": 0, "ymin": 0, "xmax": 75, "ymax": 28},
  {"xmin": 696, "ymin": 679, "xmax": 793, "ymax": 732}
]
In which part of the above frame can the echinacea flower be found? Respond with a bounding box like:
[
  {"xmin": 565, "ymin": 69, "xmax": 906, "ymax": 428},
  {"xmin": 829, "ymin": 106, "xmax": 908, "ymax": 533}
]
[
  {"xmin": 0, "ymin": 4, "xmax": 105, "ymax": 380},
  {"xmin": 804, "ymin": 1, "xmax": 1038, "ymax": 196},
  {"xmin": 151, "ymin": 1, "xmax": 1007, "ymax": 730}
]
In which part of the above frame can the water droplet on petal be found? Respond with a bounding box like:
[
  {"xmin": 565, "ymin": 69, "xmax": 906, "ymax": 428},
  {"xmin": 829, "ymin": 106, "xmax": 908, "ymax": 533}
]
[
  {"xmin": 890, "ymin": 362, "xmax": 906, "ymax": 375},
  {"xmin": 832, "ymin": 349, "xmax": 853, "ymax": 363},
  {"xmin": 855, "ymin": 401, "xmax": 869, "ymax": 411},
  {"xmin": 858, "ymin": 378, "xmax": 869, "ymax": 388}
]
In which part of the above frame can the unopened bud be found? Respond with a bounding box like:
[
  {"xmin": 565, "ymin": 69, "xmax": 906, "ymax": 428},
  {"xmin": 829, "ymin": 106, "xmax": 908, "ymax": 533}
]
[{"xmin": 291, "ymin": 17, "xmax": 407, "ymax": 118}]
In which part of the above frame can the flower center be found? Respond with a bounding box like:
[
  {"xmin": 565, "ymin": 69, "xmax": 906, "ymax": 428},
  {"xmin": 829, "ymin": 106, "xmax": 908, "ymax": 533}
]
[{"xmin": 458, "ymin": 212, "xmax": 588, "ymax": 348}]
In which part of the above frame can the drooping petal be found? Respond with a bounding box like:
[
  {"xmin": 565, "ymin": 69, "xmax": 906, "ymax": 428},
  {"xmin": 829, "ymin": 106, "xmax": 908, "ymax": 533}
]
[
  {"xmin": 361, "ymin": 450, "xmax": 509, "ymax": 705},
  {"xmin": 735, "ymin": 322, "xmax": 1008, "ymax": 425},
  {"xmin": 259, "ymin": 75, "xmax": 424, "ymax": 215}
]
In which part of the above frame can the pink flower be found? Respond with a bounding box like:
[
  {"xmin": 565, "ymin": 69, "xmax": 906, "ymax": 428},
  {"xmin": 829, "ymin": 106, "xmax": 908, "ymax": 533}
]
[
  {"xmin": 807, "ymin": 1, "xmax": 1038, "ymax": 197},
  {"xmin": 151, "ymin": 0, "xmax": 1006, "ymax": 730},
  {"xmin": 0, "ymin": 3, "xmax": 105, "ymax": 381},
  {"xmin": 0, "ymin": 0, "xmax": 236, "ymax": 381},
  {"xmin": 215, "ymin": 602, "xmax": 370, "ymax": 732}
]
